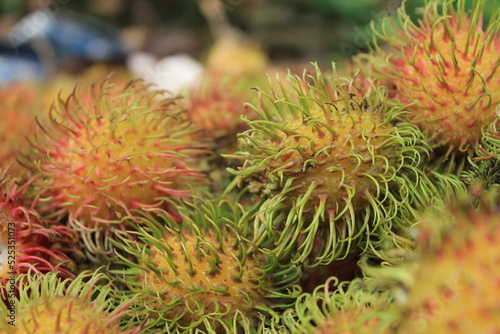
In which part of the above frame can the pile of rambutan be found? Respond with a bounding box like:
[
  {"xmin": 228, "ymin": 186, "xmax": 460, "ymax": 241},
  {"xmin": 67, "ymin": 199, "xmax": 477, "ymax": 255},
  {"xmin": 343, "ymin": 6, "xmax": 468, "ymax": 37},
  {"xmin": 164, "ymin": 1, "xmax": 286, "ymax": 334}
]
[{"xmin": 0, "ymin": 0, "xmax": 499, "ymax": 333}]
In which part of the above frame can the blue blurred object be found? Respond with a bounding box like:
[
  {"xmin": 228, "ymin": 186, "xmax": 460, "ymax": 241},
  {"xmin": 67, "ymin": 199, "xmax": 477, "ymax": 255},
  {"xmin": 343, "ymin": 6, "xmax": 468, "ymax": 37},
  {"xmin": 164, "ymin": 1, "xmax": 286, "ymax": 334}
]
[
  {"xmin": 8, "ymin": 9, "xmax": 126, "ymax": 61},
  {"xmin": 1, "ymin": 9, "xmax": 125, "ymax": 85},
  {"xmin": 0, "ymin": 42, "xmax": 43, "ymax": 85}
]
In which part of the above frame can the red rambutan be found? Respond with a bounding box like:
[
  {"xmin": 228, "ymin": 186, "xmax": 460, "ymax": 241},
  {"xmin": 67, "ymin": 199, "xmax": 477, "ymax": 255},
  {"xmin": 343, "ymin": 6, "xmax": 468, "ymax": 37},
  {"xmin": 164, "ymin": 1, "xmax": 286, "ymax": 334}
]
[
  {"xmin": 19, "ymin": 78, "xmax": 210, "ymax": 258},
  {"xmin": 0, "ymin": 173, "xmax": 80, "ymax": 300},
  {"xmin": 361, "ymin": 0, "xmax": 500, "ymax": 163}
]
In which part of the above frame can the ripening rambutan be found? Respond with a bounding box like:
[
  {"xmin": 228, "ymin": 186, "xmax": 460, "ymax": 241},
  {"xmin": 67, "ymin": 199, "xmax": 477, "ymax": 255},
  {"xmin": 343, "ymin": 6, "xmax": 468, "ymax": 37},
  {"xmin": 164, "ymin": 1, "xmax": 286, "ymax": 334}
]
[
  {"xmin": 110, "ymin": 195, "xmax": 301, "ymax": 333},
  {"xmin": 0, "ymin": 270, "xmax": 142, "ymax": 333},
  {"xmin": 185, "ymin": 76, "xmax": 255, "ymax": 152},
  {"xmin": 0, "ymin": 83, "xmax": 39, "ymax": 178},
  {"xmin": 361, "ymin": 0, "xmax": 500, "ymax": 164},
  {"xmin": 19, "ymin": 78, "xmax": 209, "ymax": 258},
  {"xmin": 405, "ymin": 198, "xmax": 500, "ymax": 333},
  {"xmin": 227, "ymin": 64, "xmax": 431, "ymax": 266},
  {"xmin": 184, "ymin": 75, "xmax": 259, "ymax": 191},
  {"xmin": 0, "ymin": 173, "xmax": 79, "ymax": 294},
  {"xmin": 376, "ymin": 191, "xmax": 500, "ymax": 334},
  {"xmin": 280, "ymin": 277, "xmax": 399, "ymax": 334}
]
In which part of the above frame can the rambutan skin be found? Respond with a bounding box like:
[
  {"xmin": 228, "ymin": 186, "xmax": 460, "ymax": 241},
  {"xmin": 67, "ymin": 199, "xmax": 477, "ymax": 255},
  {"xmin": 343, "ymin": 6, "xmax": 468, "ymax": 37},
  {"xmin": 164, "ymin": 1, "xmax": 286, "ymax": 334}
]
[
  {"xmin": 227, "ymin": 64, "xmax": 430, "ymax": 265},
  {"xmin": 348, "ymin": 187, "xmax": 495, "ymax": 334},
  {"xmin": 280, "ymin": 278, "xmax": 398, "ymax": 334},
  {"xmin": 392, "ymin": 192, "xmax": 500, "ymax": 334},
  {"xmin": 109, "ymin": 195, "xmax": 301, "ymax": 333},
  {"xmin": 0, "ymin": 270, "xmax": 142, "ymax": 334},
  {"xmin": 0, "ymin": 175, "xmax": 79, "ymax": 293},
  {"xmin": 185, "ymin": 76, "xmax": 255, "ymax": 147},
  {"xmin": 19, "ymin": 78, "xmax": 210, "ymax": 256},
  {"xmin": 362, "ymin": 0, "xmax": 500, "ymax": 154}
]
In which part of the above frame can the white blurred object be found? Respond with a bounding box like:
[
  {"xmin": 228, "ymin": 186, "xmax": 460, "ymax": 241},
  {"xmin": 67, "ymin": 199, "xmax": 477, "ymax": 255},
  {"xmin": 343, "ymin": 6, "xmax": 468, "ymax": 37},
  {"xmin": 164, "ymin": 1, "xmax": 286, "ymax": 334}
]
[{"xmin": 127, "ymin": 52, "xmax": 204, "ymax": 95}]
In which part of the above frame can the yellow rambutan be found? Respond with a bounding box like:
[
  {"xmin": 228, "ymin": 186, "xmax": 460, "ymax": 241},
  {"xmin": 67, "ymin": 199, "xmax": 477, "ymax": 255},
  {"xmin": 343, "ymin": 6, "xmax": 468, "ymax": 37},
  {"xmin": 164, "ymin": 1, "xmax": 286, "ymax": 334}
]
[
  {"xmin": 281, "ymin": 278, "xmax": 399, "ymax": 334},
  {"xmin": 0, "ymin": 270, "xmax": 142, "ymax": 333},
  {"xmin": 110, "ymin": 195, "xmax": 301, "ymax": 333}
]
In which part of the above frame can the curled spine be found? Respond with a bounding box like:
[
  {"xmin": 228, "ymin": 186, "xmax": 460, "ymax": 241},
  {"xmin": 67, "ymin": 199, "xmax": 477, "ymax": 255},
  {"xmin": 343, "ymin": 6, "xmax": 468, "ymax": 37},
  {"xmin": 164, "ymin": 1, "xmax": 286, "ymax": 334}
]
[{"xmin": 281, "ymin": 277, "xmax": 399, "ymax": 334}]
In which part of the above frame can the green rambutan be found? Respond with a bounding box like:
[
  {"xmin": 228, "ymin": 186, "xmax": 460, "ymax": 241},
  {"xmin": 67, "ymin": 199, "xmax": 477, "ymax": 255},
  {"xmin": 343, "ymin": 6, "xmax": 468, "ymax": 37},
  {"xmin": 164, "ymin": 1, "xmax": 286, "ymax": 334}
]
[
  {"xmin": 0, "ymin": 270, "xmax": 142, "ymax": 333},
  {"xmin": 462, "ymin": 117, "xmax": 500, "ymax": 190},
  {"xmin": 475, "ymin": 115, "xmax": 500, "ymax": 159},
  {"xmin": 361, "ymin": 0, "xmax": 500, "ymax": 164},
  {"xmin": 0, "ymin": 173, "xmax": 79, "ymax": 291},
  {"xmin": 461, "ymin": 158, "xmax": 500, "ymax": 191},
  {"xmin": 19, "ymin": 78, "xmax": 209, "ymax": 258},
  {"xmin": 110, "ymin": 195, "xmax": 301, "ymax": 333},
  {"xmin": 226, "ymin": 64, "xmax": 430, "ymax": 266},
  {"xmin": 280, "ymin": 277, "xmax": 399, "ymax": 334}
]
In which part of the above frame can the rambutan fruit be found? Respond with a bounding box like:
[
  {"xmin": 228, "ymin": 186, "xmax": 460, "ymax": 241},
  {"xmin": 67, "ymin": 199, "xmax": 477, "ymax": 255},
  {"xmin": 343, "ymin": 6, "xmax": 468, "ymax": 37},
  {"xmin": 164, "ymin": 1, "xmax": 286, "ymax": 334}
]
[
  {"xmin": 226, "ymin": 64, "xmax": 431, "ymax": 266},
  {"xmin": 0, "ymin": 83, "xmax": 39, "ymax": 178},
  {"xmin": 185, "ymin": 76, "xmax": 256, "ymax": 152},
  {"xmin": 475, "ymin": 115, "xmax": 500, "ymax": 160},
  {"xmin": 0, "ymin": 173, "xmax": 79, "ymax": 292},
  {"xmin": 372, "ymin": 191, "xmax": 500, "ymax": 334},
  {"xmin": 360, "ymin": 0, "xmax": 500, "ymax": 166},
  {"xmin": 461, "ymin": 158, "xmax": 500, "ymax": 191},
  {"xmin": 462, "ymin": 118, "xmax": 500, "ymax": 190},
  {"xmin": 19, "ymin": 78, "xmax": 210, "ymax": 258},
  {"xmin": 0, "ymin": 270, "xmax": 142, "ymax": 333},
  {"xmin": 280, "ymin": 277, "xmax": 399, "ymax": 334},
  {"xmin": 110, "ymin": 195, "xmax": 302, "ymax": 333},
  {"xmin": 184, "ymin": 76, "xmax": 259, "ymax": 191}
]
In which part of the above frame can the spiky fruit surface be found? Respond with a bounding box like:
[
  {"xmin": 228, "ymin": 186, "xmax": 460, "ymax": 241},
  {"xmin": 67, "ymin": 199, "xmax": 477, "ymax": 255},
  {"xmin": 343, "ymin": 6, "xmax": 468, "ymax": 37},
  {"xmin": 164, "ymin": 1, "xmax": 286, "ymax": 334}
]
[
  {"xmin": 111, "ymin": 196, "xmax": 301, "ymax": 333},
  {"xmin": 0, "ymin": 175, "xmax": 79, "ymax": 289},
  {"xmin": 40, "ymin": 65, "xmax": 133, "ymax": 113},
  {"xmin": 476, "ymin": 116, "xmax": 500, "ymax": 159},
  {"xmin": 281, "ymin": 278, "xmax": 398, "ymax": 334},
  {"xmin": 185, "ymin": 76, "xmax": 254, "ymax": 149},
  {"xmin": 394, "ymin": 193, "xmax": 500, "ymax": 334},
  {"xmin": 462, "ymin": 118, "xmax": 500, "ymax": 189},
  {"xmin": 227, "ymin": 65, "xmax": 429, "ymax": 265},
  {"xmin": 0, "ymin": 83, "xmax": 39, "ymax": 177},
  {"xmin": 185, "ymin": 76, "xmax": 259, "ymax": 191},
  {"xmin": 462, "ymin": 158, "xmax": 500, "ymax": 191},
  {"xmin": 20, "ymin": 78, "xmax": 209, "ymax": 257},
  {"xmin": 0, "ymin": 270, "xmax": 140, "ymax": 334},
  {"xmin": 364, "ymin": 0, "xmax": 500, "ymax": 154}
]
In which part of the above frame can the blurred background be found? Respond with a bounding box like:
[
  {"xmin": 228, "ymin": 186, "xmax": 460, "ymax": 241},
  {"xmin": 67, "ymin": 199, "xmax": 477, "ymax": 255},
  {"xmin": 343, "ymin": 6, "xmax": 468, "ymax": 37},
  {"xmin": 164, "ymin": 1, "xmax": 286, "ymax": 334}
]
[
  {"xmin": 0, "ymin": 0, "xmax": 434, "ymax": 86},
  {"xmin": 1, "ymin": 0, "xmax": 495, "ymax": 87}
]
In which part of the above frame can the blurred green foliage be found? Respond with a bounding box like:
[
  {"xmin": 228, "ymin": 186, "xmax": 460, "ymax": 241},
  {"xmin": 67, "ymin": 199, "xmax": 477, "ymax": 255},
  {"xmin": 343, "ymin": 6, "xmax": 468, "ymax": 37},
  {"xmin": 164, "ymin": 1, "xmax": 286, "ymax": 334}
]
[
  {"xmin": 1, "ymin": 0, "xmax": 496, "ymax": 65},
  {"xmin": 0, "ymin": 0, "xmax": 27, "ymax": 15}
]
